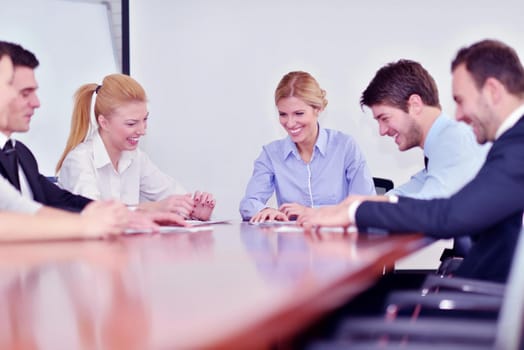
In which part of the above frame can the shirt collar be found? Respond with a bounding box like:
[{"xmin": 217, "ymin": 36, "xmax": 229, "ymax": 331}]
[
  {"xmin": 495, "ymin": 104, "xmax": 524, "ymax": 140},
  {"xmin": 423, "ymin": 113, "xmax": 446, "ymax": 158},
  {"xmin": 282, "ymin": 125, "xmax": 327, "ymax": 160},
  {"xmin": 93, "ymin": 130, "xmax": 136, "ymax": 172},
  {"xmin": 0, "ymin": 132, "xmax": 10, "ymax": 149}
]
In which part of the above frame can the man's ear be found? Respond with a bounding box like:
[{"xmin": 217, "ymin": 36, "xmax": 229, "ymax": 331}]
[
  {"xmin": 482, "ymin": 77, "xmax": 504, "ymax": 105},
  {"xmin": 407, "ymin": 94, "xmax": 423, "ymax": 115}
]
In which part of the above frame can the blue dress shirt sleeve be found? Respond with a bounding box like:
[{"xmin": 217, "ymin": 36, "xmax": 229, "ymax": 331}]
[{"xmin": 239, "ymin": 148, "xmax": 275, "ymax": 220}]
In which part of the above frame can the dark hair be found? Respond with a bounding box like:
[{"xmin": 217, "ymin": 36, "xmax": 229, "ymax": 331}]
[
  {"xmin": 360, "ymin": 59, "xmax": 441, "ymax": 112},
  {"xmin": 0, "ymin": 41, "xmax": 12, "ymax": 60},
  {"xmin": 451, "ymin": 39, "xmax": 524, "ymax": 95},
  {"xmin": 0, "ymin": 41, "xmax": 39, "ymax": 69}
]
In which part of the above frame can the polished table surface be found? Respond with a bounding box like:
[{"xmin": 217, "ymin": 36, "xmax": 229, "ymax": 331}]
[{"xmin": 0, "ymin": 223, "xmax": 428, "ymax": 349}]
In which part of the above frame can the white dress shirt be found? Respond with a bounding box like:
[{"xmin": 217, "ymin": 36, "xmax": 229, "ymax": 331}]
[
  {"xmin": 0, "ymin": 133, "xmax": 34, "ymax": 200},
  {"xmin": 0, "ymin": 176, "xmax": 41, "ymax": 213},
  {"xmin": 58, "ymin": 131, "xmax": 186, "ymax": 205},
  {"xmin": 495, "ymin": 104, "xmax": 524, "ymax": 140}
]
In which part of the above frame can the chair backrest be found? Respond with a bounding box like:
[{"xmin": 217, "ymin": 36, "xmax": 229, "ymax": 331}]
[
  {"xmin": 495, "ymin": 226, "xmax": 524, "ymax": 350},
  {"xmin": 373, "ymin": 177, "xmax": 394, "ymax": 195}
]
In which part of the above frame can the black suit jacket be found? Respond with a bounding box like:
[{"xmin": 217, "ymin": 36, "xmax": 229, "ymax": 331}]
[
  {"xmin": 357, "ymin": 115, "xmax": 524, "ymax": 283},
  {"xmin": 0, "ymin": 140, "xmax": 91, "ymax": 212}
]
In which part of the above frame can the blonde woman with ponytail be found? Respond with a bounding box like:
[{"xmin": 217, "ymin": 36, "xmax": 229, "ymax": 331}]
[
  {"xmin": 239, "ymin": 71, "xmax": 375, "ymax": 223},
  {"xmin": 57, "ymin": 74, "xmax": 215, "ymax": 221}
]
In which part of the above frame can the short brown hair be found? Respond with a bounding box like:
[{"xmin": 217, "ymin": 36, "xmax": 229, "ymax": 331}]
[
  {"xmin": 360, "ymin": 59, "xmax": 441, "ymax": 112},
  {"xmin": 0, "ymin": 41, "xmax": 39, "ymax": 69},
  {"xmin": 451, "ymin": 39, "xmax": 524, "ymax": 95}
]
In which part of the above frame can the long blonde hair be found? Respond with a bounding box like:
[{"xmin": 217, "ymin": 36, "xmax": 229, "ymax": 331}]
[{"xmin": 56, "ymin": 74, "xmax": 147, "ymax": 173}]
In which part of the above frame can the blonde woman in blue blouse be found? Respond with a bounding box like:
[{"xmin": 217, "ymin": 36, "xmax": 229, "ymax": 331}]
[{"xmin": 240, "ymin": 71, "xmax": 375, "ymax": 223}]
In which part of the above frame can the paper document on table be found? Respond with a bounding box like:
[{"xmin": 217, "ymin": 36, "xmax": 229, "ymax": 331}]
[
  {"xmin": 272, "ymin": 225, "xmax": 303, "ymax": 233},
  {"xmin": 185, "ymin": 219, "xmax": 231, "ymax": 226},
  {"xmin": 273, "ymin": 226, "xmax": 347, "ymax": 233},
  {"xmin": 159, "ymin": 225, "xmax": 214, "ymax": 234},
  {"xmin": 124, "ymin": 225, "xmax": 214, "ymax": 235},
  {"xmin": 249, "ymin": 220, "xmax": 298, "ymax": 227}
]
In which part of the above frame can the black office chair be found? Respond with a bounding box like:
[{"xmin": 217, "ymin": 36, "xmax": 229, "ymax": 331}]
[
  {"xmin": 372, "ymin": 177, "xmax": 394, "ymax": 195},
  {"xmin": 309, "ymin": 226, "xmax": 524, "ymax": 350},
  {"xmin": 372, "ymin": 176, "xmax": 468, "ymax": 275}
]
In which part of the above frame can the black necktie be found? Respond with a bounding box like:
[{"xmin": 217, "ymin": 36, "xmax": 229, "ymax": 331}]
[
  {"xmin": 424, "ymin": 156, "xmax": 429, "ymax": 171},
  {"xmin": 3, "ymin": 140, "xmax": 21, "ymax": 190}
]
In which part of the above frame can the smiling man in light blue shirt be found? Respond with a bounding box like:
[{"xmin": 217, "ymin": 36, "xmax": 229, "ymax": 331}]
[
  {"xmin": 361, "ymin": 59, "xmax": 488, "ymax": 200},
  {"xmin": 360, "ymin": 60, "xmax": 489, "ymax": 257}
]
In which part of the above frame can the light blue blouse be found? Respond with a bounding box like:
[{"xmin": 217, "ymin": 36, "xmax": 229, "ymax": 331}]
[{"xmin": 239, "ymin": 127, "xmax": 375, "ymax": 220}]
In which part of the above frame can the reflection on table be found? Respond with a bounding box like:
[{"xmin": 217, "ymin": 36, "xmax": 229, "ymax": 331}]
[{"xmin": 0, "ymin": 223, "xmax": 427, "ymax": 349}]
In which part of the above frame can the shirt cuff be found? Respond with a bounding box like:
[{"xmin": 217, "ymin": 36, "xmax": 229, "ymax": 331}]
[
  {"xmin": 126, "ymin": 205, "xmax": 139, "ymax": 212},
  {"xmin": 388, "ymin": 195, "xmax": 399, "ymax": 203},
  {"xmin": 347, "ymin": 200, "xmax": 362, "ymax": 224},
  {"xmin": 28, "ymin": 202, "xmax": 43, "ymax": 214}
]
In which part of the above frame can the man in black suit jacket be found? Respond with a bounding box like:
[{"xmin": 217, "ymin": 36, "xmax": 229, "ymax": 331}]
[
  {"xmin": 298, "ymin": 39, "xmax": 524, "ymax": 283},
  {"xmin": 0, "ymin": 42, "xmax": 91, "ymax": 212}
]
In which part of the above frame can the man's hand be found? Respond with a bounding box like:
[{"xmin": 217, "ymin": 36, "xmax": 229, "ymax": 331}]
[
  {"xmin": 80, "ymin": 200, "xmax": 129, "ymax": 237},
  {"xmin": 298, "ymin": 195, "xmax": 388, "ymax": 229},
  {"xmin": 297, "ymin": 203, "xmax": 352, "ymax": 229}
]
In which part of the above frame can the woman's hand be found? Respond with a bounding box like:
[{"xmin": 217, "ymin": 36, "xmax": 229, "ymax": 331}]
[
  {"xmin": 279, "ymin": 203, "xmax": 307, "ymax": 220},
  {"xmin": 249, "ymin": 207, "xmax": 288, "ymax": 223},
  {"xmin": 156, "ymin": 194, "xmax": 195, "ymax": 218},
  {"xmin": 190, "ymin": 191, "xmax": 216, "ymax": 221}
]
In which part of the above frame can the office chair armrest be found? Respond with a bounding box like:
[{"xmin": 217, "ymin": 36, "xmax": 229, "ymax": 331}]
[
  {"xmin": 385, "ymin": 291, "xmax": 502, "ymax": 313},
  {"xmin": 436, "ymin": 256, "xmax": 463, "ymax": 276},
  {"xmin": 333, "ymin": 317, "xmax": 496, "ymax": 345},
  {"xmin": 309, "ymin": 340, "xmax": 490, "ymax": 350},
  {"xmin": 421, "ymin": 274, "xmax": 505, "ymax": 296}
]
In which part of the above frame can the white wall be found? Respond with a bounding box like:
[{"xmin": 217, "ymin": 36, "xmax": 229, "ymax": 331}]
[
  {"xmin": 129, "ymin": 0, "xmax": 523, "ymax": 220},
  {"xmin": 0, "ymin": 0, "xmax": 117, "ymax": 176},
  {"xmin": 66, "ymin": 0, "xmax": 123, "ymax": 70}
]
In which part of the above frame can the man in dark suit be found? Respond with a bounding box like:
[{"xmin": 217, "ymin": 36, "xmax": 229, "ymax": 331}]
[
  {"xmin": 298, "ymin": 39, "xmax": 524, "ymax": 283},
  {"xmin": 0, "ymin": 42, "xmax": 91, "ymax": 212}
]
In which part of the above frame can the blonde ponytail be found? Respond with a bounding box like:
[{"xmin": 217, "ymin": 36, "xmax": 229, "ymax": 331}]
[{"xmin": 56, "ymin": 83, "xmax": 97, "ymax": 173}]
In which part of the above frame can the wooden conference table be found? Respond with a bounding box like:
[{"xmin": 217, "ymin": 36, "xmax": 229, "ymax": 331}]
[{"xmin": 0, "ymin": 222, "xmax": 428, "ymax": 349}]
